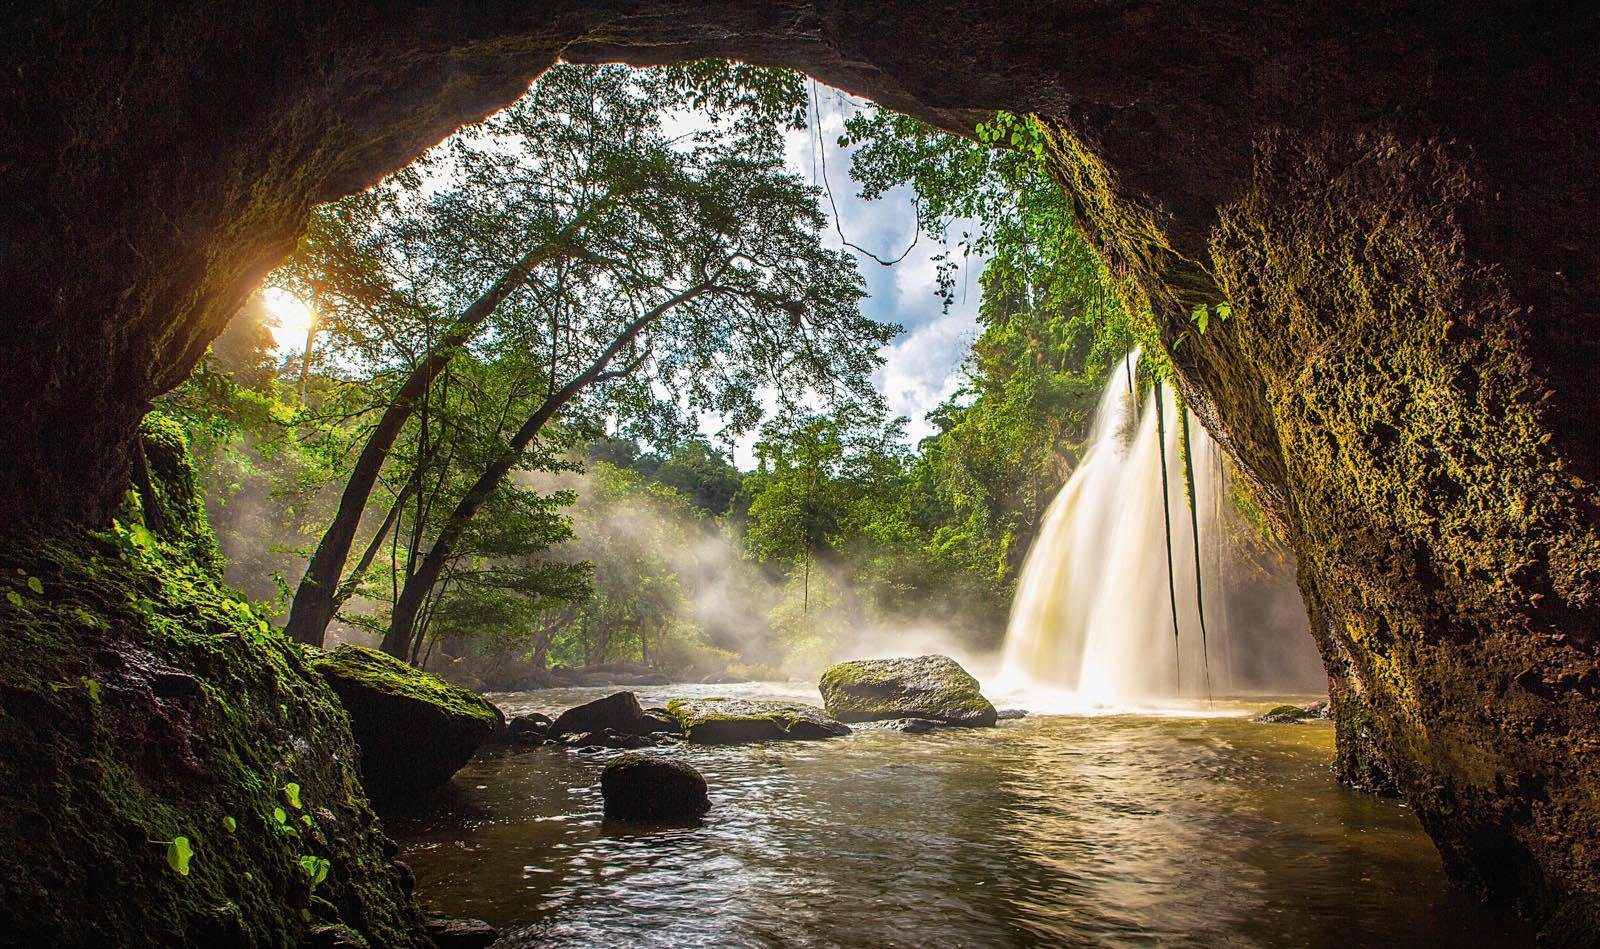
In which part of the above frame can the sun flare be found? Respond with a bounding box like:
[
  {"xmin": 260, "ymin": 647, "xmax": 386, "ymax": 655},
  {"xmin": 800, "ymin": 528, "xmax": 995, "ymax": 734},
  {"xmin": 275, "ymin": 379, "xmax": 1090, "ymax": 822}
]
[{"xmin": 261, "ymin": 287, "xmax": 314, "ymax": 353}]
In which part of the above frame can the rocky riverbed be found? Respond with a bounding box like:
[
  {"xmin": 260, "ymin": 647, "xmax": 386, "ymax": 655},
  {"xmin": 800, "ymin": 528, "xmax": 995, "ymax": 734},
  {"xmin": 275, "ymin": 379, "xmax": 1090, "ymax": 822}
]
[{"xmin": 386, "ymin": 682, "xmax": 1536, "ymax": 948}]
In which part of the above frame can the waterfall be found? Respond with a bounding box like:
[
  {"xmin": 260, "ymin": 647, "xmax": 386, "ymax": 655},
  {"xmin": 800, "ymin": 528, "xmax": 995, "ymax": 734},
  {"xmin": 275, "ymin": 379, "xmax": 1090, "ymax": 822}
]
[{"xmin": 998, "ymin": 349, "xmax": 1227, "ymax": 706}]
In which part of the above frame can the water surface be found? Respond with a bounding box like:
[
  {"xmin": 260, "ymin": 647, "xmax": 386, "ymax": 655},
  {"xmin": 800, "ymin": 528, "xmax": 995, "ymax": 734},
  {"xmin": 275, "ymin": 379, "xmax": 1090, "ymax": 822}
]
[{"xmin": 389, "ymin": 683, "xmax": 1532, "ymax": 947}]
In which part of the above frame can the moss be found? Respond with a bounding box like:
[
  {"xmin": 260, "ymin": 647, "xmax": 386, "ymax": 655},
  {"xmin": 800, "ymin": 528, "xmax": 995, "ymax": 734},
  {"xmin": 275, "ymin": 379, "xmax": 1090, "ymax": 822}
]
[
  {"xmin": 311, "ymin": 645, "xmax": 500, "ymax": 731},
  {"xmin": 665, "ymin": 698, "xmax": 849, "ymax": 743},
  {"xmin": 818, "ymin": 656, "xmax": 997, "ymax": 727},
  {"xmin": 0, "ymin": 420, "xmax": 424, "ymax": 946},
  {"xmin": 131, "ymin": 413, "xmax": 224, "ymax": 576}
]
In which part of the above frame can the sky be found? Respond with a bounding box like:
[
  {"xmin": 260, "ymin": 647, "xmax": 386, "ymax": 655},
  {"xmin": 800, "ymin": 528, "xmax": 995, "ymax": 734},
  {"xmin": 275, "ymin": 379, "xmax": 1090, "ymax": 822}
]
[{"xmin": 263, "ymin": 78, "xmax": 983, "ymax": 469}]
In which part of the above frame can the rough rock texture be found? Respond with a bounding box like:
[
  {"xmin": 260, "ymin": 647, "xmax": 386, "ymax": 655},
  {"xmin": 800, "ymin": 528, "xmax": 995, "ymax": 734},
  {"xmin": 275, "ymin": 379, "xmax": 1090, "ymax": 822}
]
[
  {"xmin": 423, "ymin": 914, "xmax": 499, "ymax": 948},
  {"xmin": 548, "ymin": 690, "xmax": 650, "ymax": 737},
  {"xmin": 0, "ymin": 419, "xmax": 424, "ymax": 946},
  {"xmin": 666, "ymin": 698, "xmax": 851, "ymax": 743},
  {"xmin": 6, "ymin": 2, "xmax": 1600, "ymax": 939},
  {"xmin": 600, "ymin": 753, "xmax": 711, "ymax": 822},
  {"xmin": 311, "ymin": 644, "xmax": 503, "ymax": 804},
  {"xmin": 820, "ymin": 656, "xmax": 998, "ymax": 727}
]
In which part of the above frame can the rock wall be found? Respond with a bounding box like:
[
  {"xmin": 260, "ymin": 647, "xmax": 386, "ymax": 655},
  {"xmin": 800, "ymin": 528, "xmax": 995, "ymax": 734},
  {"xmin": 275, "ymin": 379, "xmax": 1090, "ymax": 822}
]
[
  {"xmin": 4, "ymin": 0, "xmax": 1598, "ymax": 940},
  {"xmin": 0, "ymin": 418, "xmax": 424, "ymax": 946}
]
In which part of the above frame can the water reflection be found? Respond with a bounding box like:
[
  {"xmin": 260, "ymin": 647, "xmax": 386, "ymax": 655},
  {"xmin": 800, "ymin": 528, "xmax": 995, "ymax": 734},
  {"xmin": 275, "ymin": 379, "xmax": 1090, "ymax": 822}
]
[{"xmin": 387, "ymin": 684, "xmax": 1532, "ymax": 947}]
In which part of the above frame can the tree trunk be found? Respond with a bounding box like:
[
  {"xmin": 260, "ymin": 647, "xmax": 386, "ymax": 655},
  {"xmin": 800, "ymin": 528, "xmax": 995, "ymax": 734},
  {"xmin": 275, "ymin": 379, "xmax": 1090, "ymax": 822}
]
[
  {"xmin": 284, "ymin": 218, "xmax": 596, "ymax": 646},
  {"xmin": 379, "ymin": 283, "xmax": 709, "ymax": 656}
]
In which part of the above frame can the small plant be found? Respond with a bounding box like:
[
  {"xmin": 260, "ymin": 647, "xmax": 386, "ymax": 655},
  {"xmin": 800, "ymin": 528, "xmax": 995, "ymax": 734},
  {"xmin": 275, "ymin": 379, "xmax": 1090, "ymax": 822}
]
[
  {"xmin": 165, "ymin": 836, "xmax": 194, "ymax": 876},
  {"xmin": 282, "ymin": 782, "xmax": 302, "ymax": 809},
  {"xmin": 221, "ymin": 816, "xmax": 237, "ymax": 833},
  {"xmin": 299, "ymin": 855, "xmax": 331, "ymax": 888}
]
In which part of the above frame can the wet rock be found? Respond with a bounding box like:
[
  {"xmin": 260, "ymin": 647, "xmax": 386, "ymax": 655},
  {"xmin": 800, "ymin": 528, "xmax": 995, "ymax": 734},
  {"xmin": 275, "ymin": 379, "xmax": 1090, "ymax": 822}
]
[
  {"xmin": 1259, "ymin": 701, "xmax": 1329, "ymax": 724},
  {"xmin": 666, "ymin": 698, "xmax": 851, "ymax": 743},
  {"xmin": 601, "ymin": 753, "xmax": 711, "ymax": 822},
  {"xmin": 505, "ymin": 711, "xmax": 553, "ymax": 744},
  {"xmin": 423, "ymin": 914, "xmax": 498, "ymax": 948},
  {"xmin": 996, "ymin": 708, "xmax": 1029, "ymax": 720},
  {"xmin": 872, "ymin": 717, "xmax": 944, "ymax": 734},
  {"xmin": 311, "ymin": 644, "xmax": 504, "ymax": 804},
  {"xmin": 819, "ymin": 655, "xmax": 997, "ymax": 727},
  {"xmin": 549, "ymin": 691, "xmax": 652, "ymax": 737},
  {"xmin": 639, "ymin": 708, "xmax": 683, "ymax": 734}
]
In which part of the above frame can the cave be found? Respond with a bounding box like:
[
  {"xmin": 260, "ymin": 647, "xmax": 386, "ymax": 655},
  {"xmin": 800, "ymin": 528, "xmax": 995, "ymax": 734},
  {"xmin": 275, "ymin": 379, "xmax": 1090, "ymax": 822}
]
[{"xmin": 4, "ymin": 1, "xmax": 1598, "ymax": 943}]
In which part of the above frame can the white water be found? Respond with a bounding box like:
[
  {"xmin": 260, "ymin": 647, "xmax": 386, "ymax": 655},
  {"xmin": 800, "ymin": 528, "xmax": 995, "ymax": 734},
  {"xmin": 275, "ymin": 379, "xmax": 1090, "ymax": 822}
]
[{"xmin": 997, "ymin": 350, "xmax": 1237, "ymax": 711}]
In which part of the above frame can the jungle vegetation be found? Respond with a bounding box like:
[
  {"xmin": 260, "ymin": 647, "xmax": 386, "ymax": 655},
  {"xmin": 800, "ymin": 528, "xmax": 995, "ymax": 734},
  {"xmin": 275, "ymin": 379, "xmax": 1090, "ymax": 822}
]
[{"xmin": 162, "ymin": 61, "xmax": 1226, "ymax": 682}]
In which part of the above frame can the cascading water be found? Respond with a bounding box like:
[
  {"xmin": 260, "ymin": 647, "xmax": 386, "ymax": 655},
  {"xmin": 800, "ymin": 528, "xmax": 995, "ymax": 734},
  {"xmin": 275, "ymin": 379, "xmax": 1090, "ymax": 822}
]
[{"xmin": 998, "ymin": 350, "xmax": 1237, "ymax": 707}]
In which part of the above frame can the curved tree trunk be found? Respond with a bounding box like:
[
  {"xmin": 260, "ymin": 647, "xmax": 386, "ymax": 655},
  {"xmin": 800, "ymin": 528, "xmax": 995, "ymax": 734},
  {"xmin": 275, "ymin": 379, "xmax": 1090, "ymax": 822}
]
[{"xmin": 285, "ymin": 217, "xmax": 596, "ymax": 646}]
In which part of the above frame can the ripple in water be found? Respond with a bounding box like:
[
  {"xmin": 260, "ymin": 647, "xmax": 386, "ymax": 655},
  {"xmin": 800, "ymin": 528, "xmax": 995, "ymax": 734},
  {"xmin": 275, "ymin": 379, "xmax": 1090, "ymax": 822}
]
[{"xmin": 387, "ymin": 683, "xmax": 1533, "ymax": 948}]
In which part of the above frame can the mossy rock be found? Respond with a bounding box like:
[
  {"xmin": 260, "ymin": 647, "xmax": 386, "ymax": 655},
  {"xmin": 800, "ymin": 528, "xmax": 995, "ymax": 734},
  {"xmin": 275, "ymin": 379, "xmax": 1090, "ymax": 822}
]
[
  {"xmin": 818, "ymin": 655, "xmax": 997, "ymax": 727},
  {"xmin": 311, "ymin": 644, "xmax": 502, "ymax": 804},
  {"xmin": 548, "ymin": 691, "xmax": 648, "ymax": 737},
  {"xmin": 600, "ymin": 753, "xmax": 710, "ymax": 822},
  {"xmin": 665, "ymin": 698, "xmax": 850, "ymax": 743},
  {"xmin": 0, "ymin": 453, "xmax": 425, "ymax": 943}
]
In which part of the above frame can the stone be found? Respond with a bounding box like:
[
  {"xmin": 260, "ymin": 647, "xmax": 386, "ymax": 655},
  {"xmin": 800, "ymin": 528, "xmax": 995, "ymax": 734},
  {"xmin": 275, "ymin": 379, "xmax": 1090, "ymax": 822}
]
[
  {"xmin": 873, "ymin": 717, "xmax": 944, "ymax": 734},
  {"xmin": 996, "ymin": 708, "xmax": 1029, "ymax": 720},
  {"xmin": 666, "ymin": 698, "xmax": 851, "ymax": 743},
  {"xmin": 423, "ymin": 915, "xmax": 498, "ymax": 949},
  {"xmin": 311, "ymin": 644, "xmax": 504, "ymax": 804},
  {"xmin": 601, "ymin": 753, "xmax": 711, "ymax": 822},
  {"xmin": 819, "ymin": 655, "xmax": 997, "ymax": 727},
  {"xmin": 505, "ymin": 711, "xmax": 553, "ymax": 744},
  {"xmin": 1259, "ymin": 700, "xmax": 1329, "ymax": 724},
  {"xmin": 549, "ymin": 691, "xmax": 650, "ymax": 737}
]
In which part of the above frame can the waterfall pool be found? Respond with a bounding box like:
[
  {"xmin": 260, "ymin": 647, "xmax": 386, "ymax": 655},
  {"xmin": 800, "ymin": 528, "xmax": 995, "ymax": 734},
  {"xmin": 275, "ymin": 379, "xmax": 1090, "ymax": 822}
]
[{"xmin": 387, "ymin": 682, "xmax": 1533, "ymax": 948}]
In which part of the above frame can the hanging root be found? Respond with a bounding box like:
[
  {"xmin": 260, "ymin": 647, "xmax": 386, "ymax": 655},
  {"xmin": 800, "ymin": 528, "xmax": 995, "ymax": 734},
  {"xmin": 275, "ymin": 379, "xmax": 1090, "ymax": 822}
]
[
  {"xmin": 1155, "ymin": 379, "xmax": 1182, "ymax": 694},
  {"xmin": 1179, "ymin": 403, "xmax": 1214, "ymax": 704}
]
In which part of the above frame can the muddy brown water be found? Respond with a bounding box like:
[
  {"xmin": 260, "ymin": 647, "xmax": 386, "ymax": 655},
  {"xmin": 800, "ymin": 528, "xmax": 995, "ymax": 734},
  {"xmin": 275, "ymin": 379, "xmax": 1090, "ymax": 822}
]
[{"xmin": 387, "ymin": 682, "xmax": 1533, "ymax": 948}]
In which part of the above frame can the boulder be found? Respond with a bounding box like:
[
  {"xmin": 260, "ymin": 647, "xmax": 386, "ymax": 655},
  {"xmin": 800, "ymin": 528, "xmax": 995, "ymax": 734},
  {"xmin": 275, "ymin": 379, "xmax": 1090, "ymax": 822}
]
[
  {"xmin": 601, "ymin": 753, "xmax": 711, "ymax": 822},
  {"xmin": 819, "ymin": 655, "xmax": 997, "ymax": 727},
  {"xmin": 505, "ymin": 711, "xmax": 553, "ymax": 744},
  {"xmin": 311, "ymin": 644, "xmax": 504, "ymax": 803},
  {"xmin": 666, "ymin": 698, "xmax": 851, "ymax": 743},
  {"xmin": 549, "ymin": 691, "xmax": 652, "ymax": 736}
]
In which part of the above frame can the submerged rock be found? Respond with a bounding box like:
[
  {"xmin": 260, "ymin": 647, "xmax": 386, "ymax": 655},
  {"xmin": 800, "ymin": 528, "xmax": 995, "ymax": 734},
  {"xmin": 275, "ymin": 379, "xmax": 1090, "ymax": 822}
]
[
  {"xmin": 601, "ymin": 753, "xmax": 711, "ymax": 822},
  {"xmin": 549, "ymin": 691, "xmax": 654, "ymax": 737},
  {"xmin": 312, "ymin": 644, "xmax": 504, "ymax": 803},
  {"xmin": 423, "ymin": 914, "xmax": 498, "ymax": 948},
  {"xmin": 819, "ymin": 655, "xmax": 998, "ymax": 727},
  {"xmin": 870, "ymin": 717, "xmax": 945, "ymax": 734},
  {"xmin": 666, "ymin": 698, "xmax": 851, "ymax": 743},
  {"xmin": 1259, "ymin": 701, "xmax": 1329, "ymax": 724},
  {"xmin": 996, "ymin": 708, "xmax": 1029, "ymax": 720}
]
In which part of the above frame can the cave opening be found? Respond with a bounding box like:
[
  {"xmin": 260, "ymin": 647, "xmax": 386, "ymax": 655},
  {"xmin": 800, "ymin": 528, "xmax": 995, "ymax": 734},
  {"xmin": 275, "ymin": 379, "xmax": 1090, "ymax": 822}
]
[{"xmin": 4, "ymin": 5, "xmax": 1600, "ymax": 945}]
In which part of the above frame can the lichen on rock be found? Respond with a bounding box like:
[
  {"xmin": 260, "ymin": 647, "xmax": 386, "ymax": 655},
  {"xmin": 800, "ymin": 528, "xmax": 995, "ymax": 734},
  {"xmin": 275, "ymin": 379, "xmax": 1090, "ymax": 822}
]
[{"xmin": 818, "ymin": 655, "xmax": 997, "ymax": 727}]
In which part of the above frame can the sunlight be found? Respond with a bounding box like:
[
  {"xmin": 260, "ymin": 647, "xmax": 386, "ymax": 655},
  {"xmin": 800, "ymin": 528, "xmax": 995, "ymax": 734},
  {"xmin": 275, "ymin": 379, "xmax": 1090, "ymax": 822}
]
[{"xmin": 262, "ymin": 287, "xmax": 314, "ymax": 353}]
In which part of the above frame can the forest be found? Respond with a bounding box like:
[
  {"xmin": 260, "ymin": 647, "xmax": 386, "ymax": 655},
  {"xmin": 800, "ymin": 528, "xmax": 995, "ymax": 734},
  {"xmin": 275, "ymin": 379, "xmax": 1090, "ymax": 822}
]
[{"xmin": 164, "ymin": 62, "xmax": 1257, "ymax": 691}]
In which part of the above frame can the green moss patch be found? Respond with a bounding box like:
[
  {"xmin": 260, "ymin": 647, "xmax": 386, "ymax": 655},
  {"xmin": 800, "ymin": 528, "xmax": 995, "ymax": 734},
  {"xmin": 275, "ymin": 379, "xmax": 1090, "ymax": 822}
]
[{"xmin": 665, "ymin": 698, "xmax": 850, "ymax": 743}]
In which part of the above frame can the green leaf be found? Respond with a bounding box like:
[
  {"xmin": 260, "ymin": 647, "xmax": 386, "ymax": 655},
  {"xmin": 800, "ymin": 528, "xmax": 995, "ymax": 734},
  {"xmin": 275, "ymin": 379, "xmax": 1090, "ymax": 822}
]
[
  {"xmin": 299, "ymin": 855, "xmax": 331, "ymax": 888},
  {"xmin": 1216, "ymin": 302, "xmax": 1233, "ymax": 321},
  {"xmin": 6, "ymin": 591, "xmax": 22, "ymax": 608},
  {"xmin": 1190, "ymin": 304, "xmax": 1210, "ymax": 334},
  {"xmin": 128, "ymin": 524, "xmax": 156, "ymax": 550},
  {"xmin": 26, "ymin": 576, "xmax": 43, "ymax": 595},
  {"xmin": 283, "ymin": 782, "xmax": 302, "ymax": 810},
  {"xmin": 166, "ymin": 836, "xmax": 194, "ymax": 876},
  {"xmin": 221, "ymin": 816, "xmax": 237, "ymax": 834},
  {"xmin": 273, "ymin": 807, "xmax": 287, "ymax": 825}
]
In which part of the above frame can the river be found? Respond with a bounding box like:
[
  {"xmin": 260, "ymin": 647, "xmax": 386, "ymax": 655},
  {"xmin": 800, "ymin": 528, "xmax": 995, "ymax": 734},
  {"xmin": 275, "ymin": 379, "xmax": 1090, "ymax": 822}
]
[{"xmin": 387, "ymin": 682, "xmax": 1533, "ymax": 947}]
